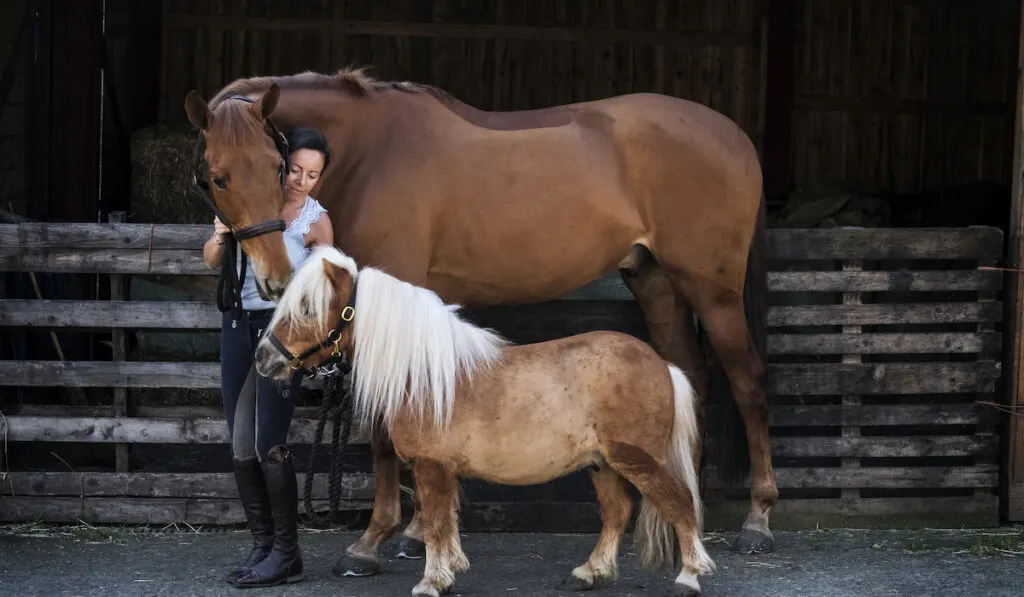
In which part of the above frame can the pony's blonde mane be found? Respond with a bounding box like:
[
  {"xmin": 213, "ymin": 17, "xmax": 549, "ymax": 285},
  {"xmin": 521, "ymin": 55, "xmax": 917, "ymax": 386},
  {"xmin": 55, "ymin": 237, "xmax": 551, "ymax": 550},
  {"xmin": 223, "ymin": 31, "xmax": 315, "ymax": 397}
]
[{"xmin": 270, "ymin": 245, "xmax": 507, "ymax": 430}]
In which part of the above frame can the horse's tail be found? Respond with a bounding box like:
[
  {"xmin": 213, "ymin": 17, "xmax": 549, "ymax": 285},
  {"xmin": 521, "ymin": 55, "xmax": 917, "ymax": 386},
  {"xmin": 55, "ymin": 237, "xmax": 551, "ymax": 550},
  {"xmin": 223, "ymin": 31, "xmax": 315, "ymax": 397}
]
[{"xmin": 634, "ymin": 364, "xmax": 715, "ymax": 575}]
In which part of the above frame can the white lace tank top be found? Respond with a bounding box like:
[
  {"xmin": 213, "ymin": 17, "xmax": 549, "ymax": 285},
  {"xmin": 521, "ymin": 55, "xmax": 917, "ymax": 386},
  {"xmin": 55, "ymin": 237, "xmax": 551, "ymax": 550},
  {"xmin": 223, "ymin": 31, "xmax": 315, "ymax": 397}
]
[{"xmin": 238, "ymin": 196, "xmax": 328, "ymax": 311}]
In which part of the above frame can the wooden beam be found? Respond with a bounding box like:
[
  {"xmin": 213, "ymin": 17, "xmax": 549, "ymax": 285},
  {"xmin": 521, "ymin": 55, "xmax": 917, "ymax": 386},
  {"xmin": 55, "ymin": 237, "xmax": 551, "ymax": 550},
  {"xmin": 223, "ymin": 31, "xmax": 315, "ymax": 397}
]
[
  {"xmin": 761, "ymin": 0, "xmax": 797, "ymax": 199},
  {"xmin": 58, "ymin": 0, "xmax": 103, "ymax": 221},
  {"xmin": 1003, "ymin": 0, "xmax": 1024, "ymax": 523}
]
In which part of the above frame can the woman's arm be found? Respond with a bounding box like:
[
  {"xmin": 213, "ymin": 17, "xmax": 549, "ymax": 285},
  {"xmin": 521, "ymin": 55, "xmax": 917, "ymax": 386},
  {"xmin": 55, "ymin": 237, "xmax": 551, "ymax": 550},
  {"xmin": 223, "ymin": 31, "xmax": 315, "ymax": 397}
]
[
  {"xmin": 202, "ymin": 216, "xmax": 231, "ymax": 270},
  {"xmin": 306, "ymin": 212, "xmax": 334, "ymax": 248}
]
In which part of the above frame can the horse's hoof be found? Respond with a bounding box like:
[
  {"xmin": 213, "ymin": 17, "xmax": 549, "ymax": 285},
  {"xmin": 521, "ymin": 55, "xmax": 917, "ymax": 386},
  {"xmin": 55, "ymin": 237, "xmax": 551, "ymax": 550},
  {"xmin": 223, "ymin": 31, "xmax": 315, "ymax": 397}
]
[
  {"xmin": 558, "ymin": 574, "xmax": 594, "ymax": 591},
  {"xmin": 397, "ymin": 536, "xmax": 426, "ymax": 559},
  {"xmin": 331, "ymin": 554, "xmax": 379, "ymax": 577},
  {"xmin": 732, "ymin": 528, "xmax": 774, "ymax": 554},
  {"xmin": 412, "ymin": 584, "xmax": 450, "ymax": 597}
]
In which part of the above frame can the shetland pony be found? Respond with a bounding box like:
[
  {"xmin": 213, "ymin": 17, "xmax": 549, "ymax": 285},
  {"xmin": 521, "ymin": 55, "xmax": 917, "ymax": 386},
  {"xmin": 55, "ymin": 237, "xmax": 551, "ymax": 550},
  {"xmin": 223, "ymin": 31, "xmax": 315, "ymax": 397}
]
[{"xmin": 254, "ymin": 245, "xmax": 715, "ymax": 596}]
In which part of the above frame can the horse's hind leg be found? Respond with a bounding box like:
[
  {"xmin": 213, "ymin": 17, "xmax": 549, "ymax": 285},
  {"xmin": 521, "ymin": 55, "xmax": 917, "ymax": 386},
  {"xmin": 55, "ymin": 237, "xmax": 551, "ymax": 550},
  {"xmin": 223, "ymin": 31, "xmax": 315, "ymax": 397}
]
[
  {"xmin": 559, "ymin": 465, "xmax": 633, "ymax": 591},
  {"xmin": 620, "ymin": 257, "xmax": 709, "ymax": 406},
  {"xmin": 333, "ymin": 430, "xmax": 402, "ymax": 576},
  {"xmin": 679, "ymin": 276, "xmax": 777, "ymax": 554},
  {"xmin": 410, "ymin": 459, "xmax": 468, "ymax": 597}
]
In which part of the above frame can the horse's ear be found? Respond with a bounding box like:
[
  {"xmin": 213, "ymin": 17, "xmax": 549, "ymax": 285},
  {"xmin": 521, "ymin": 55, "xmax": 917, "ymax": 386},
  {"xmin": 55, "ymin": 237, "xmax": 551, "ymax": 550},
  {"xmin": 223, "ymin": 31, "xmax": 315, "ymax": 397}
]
[
  {"xmin": 184, "ymin": 90, "xmax": 210, "ymax": 130},
  {"xmin": 253, "ymin": 84, "xmax": 280, "ymax": 121}
]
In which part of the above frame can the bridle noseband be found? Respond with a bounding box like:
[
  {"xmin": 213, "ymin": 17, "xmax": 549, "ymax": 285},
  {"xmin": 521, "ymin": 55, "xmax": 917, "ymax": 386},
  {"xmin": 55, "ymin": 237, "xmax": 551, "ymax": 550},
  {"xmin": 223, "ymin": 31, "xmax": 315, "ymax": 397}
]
[
  {"xmin": 267, "ymin": 280, "xmax": 358, "ymax": 378},
  {"xmin": 190, "ymin": 94, "xmax": 292, "ymax": 312}
]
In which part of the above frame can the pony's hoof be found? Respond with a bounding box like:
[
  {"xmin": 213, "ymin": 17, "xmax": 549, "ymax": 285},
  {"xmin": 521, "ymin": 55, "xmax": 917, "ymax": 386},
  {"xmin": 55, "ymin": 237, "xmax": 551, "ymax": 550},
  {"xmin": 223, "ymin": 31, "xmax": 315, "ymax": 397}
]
[
  {"xmin": 732, "ymin": 528, "xmax": 774, "ymax": 554},
  {"xmin": 331, "ymin": 554, "xmax": 379, "ymax": 577},
  {"xmin": 411, "ymin": 584, "xmax": 450, "ymax": 597},
  {"xmin": 397, "ymin": 536, "xmax": 426, "ymax": 559},
  {"xmin": 558, "ymin": 574, "xmax": 594, "ymax": 591},
  {"xmin": 667, "ymin": 585, "xmax": 701, "ymax": 597}
]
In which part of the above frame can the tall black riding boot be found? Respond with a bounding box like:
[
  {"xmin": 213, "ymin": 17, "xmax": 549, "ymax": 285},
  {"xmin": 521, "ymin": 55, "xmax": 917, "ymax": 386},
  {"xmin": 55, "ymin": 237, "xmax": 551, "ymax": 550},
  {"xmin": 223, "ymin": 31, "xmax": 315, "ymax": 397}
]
[
  {"xmin": 225, "ymin": 458, "xmax": 275, "ymax": 582},
  {"xmin": 229, "ymin": 445, "xmax": 304, "ymax": 588}
]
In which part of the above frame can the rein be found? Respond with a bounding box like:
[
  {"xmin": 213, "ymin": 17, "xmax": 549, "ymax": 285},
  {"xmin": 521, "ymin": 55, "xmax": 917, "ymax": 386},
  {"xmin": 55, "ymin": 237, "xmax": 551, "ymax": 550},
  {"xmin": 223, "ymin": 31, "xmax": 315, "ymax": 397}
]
[{"xmin": 190, "ymin": 94, "xmax": 292, "ymax": 312}]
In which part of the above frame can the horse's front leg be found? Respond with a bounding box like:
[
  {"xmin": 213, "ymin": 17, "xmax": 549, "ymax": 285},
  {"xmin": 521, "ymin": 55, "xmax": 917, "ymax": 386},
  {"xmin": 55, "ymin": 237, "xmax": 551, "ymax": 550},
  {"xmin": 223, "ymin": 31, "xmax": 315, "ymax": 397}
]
[
  {"xmin": 333, "ymin": 430, "xmax": 402, "ymax": 577},
  {"xmin": 410, "ymin": 459, "xmax": 467, "ymax": 597}
]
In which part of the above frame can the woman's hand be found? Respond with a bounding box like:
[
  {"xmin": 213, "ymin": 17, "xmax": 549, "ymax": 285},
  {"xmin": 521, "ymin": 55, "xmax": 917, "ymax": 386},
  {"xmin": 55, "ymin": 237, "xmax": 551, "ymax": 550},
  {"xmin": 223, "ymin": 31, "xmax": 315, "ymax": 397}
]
[{"xmin": 213, "ymin": 216, "xmax": 231, "ymax": 243}]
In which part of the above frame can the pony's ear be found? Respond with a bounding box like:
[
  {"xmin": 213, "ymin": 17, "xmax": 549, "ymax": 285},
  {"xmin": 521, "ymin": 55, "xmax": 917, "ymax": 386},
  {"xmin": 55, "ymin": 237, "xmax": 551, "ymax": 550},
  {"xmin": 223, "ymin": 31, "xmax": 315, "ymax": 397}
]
[
  {"xmin": 253, "ymin": 83, "xmax": 280, "ymax": 121},
  {"xmin": 184, "ymin": 90, "xmax": 210, "ymax": 130},
  {"xmin": 322, "ymin": 258, "xmax": 352, "ymax": 290}
]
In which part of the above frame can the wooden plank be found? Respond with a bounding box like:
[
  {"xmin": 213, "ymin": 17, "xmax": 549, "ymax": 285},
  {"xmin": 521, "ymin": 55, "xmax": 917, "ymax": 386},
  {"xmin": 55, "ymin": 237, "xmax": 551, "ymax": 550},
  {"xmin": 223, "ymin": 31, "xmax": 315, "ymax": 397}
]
[
  {"xmin": 0, "ymin": 361, "xmax": 220, "ymax": 388},
  {"xmin": 769, "ymin": 404, "xmax": 996, "ymax": 427},
  {"xmin": 109, "ymin": 211, "xmax": 130, "ymax": 473},
  {"xmin": 768, "ymin": 332, "xmax": 1003, "ymax": 355},
  {"xmin": 15, "ymin": 402, "xmax": 998, "ymax": 429},
  {"xmin": 0, "ymin": 300, "xmax": 222, "ymax": 329},
  {"xmin": 0, "ymin": 249, "xmax": 210, "ymax": 274},
  {"xmin": 772, "ymin": 436, "xmax": 998, "ymax": 458},
  {"xmin": 705, "ymin": 466, "xmax": 999, "ymax": 489},
  {"xmin": 0, "ymin": 222, "xmax": 209, "ymax": 249},
  {"xmin": 4, "ymin": 415, "xmax": 371, "ymax": 445},
  {"xmin": 767, "ymin": 227, "xmax": 1004, "ymax": 260},
  {"xmin": 1002, "ymin": 0, "xmax": 1024, "ymax": 523},
  {"xmin": 0, "ymin": 496, "xmax": 372, "ymax": 525},
  {"xmin": 768, "ymin": 362, "xmax": 1002, "ymax": 395},
  {"xmin": 768, "ymin": 302, "xmax": 1003, "ymax": 326},
  {"xmin": 3, "ymin": 301, "xmax": 1006, "ymax": 331},
  {"xmin": 703, "ymin": 496, "xmax": 999, "ymax": 528},
  {"xmin": 161, "ymin": 14, "xmax": 756, "ymax": 46},
  {"xmin": 767, "ymin": 270, "xmax": 1003, "ymax": 292},
  {"xmin": 840, "ymin": 259, "xmax": 863, "ymax": 502},
  {"xmin": 4, "ymin": 471, "xmax": 374, "ymax": 501}
]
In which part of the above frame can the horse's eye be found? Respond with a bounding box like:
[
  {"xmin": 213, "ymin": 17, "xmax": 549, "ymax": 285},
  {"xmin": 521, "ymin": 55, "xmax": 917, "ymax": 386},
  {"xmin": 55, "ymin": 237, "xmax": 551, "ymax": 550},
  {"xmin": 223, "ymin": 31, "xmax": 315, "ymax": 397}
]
[{"xmin": 213, "ymin": 177, "xmax": 227, "ymax": 190}]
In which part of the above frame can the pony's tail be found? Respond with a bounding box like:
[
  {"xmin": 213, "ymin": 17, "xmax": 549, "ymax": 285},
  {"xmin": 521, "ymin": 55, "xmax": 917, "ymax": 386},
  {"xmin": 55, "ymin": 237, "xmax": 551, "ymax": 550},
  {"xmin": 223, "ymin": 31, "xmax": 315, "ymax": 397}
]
[{"xmin": 634, "ymin": 364, "xmax": 715, "ymax": 576}]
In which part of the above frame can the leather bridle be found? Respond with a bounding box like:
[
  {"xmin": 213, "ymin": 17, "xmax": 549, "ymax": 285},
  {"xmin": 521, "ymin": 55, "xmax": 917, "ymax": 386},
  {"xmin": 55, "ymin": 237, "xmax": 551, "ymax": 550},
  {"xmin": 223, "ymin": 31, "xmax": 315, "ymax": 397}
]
[
  {"xmin": 190, "ymin": 94, "xmax": 292, "ymax": 311},
  {"xmin": 266, "ymin": 280, "xmax": 358, "ymax": 378}
]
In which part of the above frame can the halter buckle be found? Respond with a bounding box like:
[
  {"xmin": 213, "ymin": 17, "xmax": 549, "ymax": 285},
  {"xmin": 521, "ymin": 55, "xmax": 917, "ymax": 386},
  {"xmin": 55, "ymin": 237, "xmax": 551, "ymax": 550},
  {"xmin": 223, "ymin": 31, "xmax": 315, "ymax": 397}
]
[
  {"xmin": 288, "ymin": 356, "xmax": 304, "ymax": 370},
  {"xmin": 341, "ymin": 306, "xmax": 355, "ymax": 322}
]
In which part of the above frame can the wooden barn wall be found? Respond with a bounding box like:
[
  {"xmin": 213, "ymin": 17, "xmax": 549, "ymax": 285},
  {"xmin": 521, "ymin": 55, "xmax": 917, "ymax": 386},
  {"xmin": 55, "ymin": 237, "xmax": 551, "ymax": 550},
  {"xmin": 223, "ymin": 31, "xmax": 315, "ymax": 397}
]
[
  {"xmin": 140, "ymin": 0, "xmax": 767, "ymax": 147},
  {"xmin": 0, "ymin": 0, "xmax": 31, "ymax": 218},
  {"xmin": 789, "ymin": 0, "xmax": 1021, "ymax": 196}
]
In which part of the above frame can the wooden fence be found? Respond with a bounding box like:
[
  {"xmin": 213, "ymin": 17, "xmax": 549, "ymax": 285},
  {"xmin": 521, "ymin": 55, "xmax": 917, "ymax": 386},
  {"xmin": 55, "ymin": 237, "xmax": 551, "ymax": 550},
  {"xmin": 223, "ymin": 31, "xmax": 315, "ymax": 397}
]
[{"xmin": 0, "ymin": 218, "xmax": 1006, "ymax": 528}]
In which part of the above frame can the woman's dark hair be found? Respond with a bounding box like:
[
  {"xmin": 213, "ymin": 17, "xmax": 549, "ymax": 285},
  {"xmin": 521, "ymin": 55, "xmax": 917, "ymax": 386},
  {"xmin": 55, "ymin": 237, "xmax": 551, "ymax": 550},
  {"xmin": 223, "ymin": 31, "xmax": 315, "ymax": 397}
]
[{"xmin": 284, "ymin": 126, "xmax": 331, "ymax": 170}]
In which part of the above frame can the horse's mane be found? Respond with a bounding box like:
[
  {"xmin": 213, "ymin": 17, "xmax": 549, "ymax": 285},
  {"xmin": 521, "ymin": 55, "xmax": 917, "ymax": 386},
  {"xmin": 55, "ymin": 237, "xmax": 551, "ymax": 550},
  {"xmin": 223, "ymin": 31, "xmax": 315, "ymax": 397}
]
[
  {"xmin": 209, "ymin": 66, "xmax": 453, "ymax": 109},
  {"xmin": 269, "ymin": 244, "xmax": 507, "ymax": 430}
]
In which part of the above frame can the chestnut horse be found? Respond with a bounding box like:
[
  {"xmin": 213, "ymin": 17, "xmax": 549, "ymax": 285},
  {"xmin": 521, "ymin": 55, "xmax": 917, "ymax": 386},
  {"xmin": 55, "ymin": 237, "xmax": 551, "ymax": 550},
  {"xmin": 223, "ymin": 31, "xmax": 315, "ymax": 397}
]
[
  {"xmin": 254, "ymin": 245, "xmax": 716, "ymax": 597},
  {"xmin": 183, "ymin": 68, "xmax": 776, "ymax": 572}
]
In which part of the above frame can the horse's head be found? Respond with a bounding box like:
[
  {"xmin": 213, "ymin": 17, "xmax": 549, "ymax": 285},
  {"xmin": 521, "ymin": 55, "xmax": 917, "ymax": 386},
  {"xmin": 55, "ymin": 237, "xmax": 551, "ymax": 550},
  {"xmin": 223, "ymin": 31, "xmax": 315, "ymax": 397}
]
[
  {"xmin": 255, "ymin": 245, "xmax": 359, "ymax": 380},
  {"xmin": 184, "ymin": 84, "xmax": 293, "ymax": 300}
]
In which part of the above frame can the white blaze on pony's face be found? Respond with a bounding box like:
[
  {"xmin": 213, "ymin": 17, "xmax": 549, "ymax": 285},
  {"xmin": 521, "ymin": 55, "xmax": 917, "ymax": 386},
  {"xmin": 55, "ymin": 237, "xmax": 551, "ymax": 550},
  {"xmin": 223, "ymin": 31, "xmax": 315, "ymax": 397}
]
[
  {"xmin": 254, "ymin": 245, "xmax": 359, "ymax": 380},
  {"xmin": 183, "ymin": 84, "xmax": 294, "ymax": 300}
]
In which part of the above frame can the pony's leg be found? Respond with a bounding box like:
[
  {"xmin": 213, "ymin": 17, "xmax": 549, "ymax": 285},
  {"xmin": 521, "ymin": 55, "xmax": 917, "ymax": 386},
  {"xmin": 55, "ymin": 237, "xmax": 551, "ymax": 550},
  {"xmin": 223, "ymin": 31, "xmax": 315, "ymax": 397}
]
[
  {"xmin": 333, "ymin": 431, "xmax": 402, "ymax": 576},
  {"xmin": 606, "ymin": 443, "xmax": 714, "ymax": 597},
  {"xmin": 410, "ymin": 459, "xmax": 468, "ymax": 597},
  {"xmin": 681, "ymin": 278, "xmax": 777, "ymax": 554},
  {"xmin": 397, "ymin": 509, "xmax": 426, "ymax": 559},
  {"xmin": 559, "ymin": 466, "xmax": 632, "ymax": 591}
]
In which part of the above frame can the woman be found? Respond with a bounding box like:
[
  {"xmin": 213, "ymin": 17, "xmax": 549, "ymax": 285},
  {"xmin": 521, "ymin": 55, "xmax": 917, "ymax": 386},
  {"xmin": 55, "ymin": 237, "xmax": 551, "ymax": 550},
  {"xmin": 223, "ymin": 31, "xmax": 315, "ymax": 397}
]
[{"xmin": 202, "ymin": 126, "xmax": 334, "ymax": 588}]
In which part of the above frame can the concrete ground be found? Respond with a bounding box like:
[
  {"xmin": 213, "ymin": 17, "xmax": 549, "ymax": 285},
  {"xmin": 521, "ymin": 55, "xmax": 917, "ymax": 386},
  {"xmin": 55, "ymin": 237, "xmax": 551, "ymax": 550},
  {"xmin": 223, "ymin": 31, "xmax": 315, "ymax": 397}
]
[{"xmin": 1, "ymin": 525, "xmax": 1022, "ymax": 597}]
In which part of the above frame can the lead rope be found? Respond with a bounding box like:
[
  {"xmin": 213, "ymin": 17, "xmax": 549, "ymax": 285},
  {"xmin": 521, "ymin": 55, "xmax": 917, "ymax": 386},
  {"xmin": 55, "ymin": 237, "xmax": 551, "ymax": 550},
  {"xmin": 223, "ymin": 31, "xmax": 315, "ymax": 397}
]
[{"xmin": 302, "ymin": 365, "xmax": 354, "ymax": 527}]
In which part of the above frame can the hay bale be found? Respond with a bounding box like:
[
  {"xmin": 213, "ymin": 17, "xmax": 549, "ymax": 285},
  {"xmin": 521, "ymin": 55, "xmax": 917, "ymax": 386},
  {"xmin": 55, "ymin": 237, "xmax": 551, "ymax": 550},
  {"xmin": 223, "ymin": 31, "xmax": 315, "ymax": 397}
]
[{"xmin": 130, "ymin": 123, "xmax": 208, "ymax": 224}]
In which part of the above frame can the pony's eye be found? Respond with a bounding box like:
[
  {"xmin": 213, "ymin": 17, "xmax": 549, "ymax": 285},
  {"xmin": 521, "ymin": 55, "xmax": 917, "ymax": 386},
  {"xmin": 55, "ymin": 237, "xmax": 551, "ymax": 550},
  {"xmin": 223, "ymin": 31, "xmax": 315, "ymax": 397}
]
[{"xmin": 213, "ymin": 177, "xmax": 227, "ymax": 190}]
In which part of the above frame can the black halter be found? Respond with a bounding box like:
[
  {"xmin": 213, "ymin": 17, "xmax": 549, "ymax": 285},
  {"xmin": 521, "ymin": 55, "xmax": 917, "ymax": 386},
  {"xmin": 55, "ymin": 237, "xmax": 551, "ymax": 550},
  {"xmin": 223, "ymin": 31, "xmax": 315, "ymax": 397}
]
[
  {"xmin": 190, "ymin": 94, "xmax": 292, "ymax": 312},
  {"xmin": 267, "ymin": 280, "xmax": 358, "ymax": 378}
]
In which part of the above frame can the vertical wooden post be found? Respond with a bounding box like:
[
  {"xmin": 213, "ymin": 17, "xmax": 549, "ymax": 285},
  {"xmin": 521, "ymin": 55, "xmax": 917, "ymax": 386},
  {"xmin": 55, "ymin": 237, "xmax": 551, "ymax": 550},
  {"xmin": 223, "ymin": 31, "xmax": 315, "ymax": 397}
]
[
  {"xmin": 1002, "ymin": 0, "xmax": 1024, "ymax": 522},
  {"xmin": 761, "ymin": 0, "xmax": 797, "ymax": 200},
  {"xmin": 108, "ymin": 211, "xmax": 130, "ymax": 473},
  {"xmin": 840, "ymin": 260, "xmax": 863, "ymax": 503}
]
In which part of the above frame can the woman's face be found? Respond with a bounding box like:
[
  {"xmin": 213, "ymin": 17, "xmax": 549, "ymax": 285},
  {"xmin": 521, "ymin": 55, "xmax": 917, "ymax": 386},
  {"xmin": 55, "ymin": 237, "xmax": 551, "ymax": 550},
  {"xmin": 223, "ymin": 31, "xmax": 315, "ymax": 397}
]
[{"xmin": 285, "ymin": 148, "xmax": 326, "ymax": 202}]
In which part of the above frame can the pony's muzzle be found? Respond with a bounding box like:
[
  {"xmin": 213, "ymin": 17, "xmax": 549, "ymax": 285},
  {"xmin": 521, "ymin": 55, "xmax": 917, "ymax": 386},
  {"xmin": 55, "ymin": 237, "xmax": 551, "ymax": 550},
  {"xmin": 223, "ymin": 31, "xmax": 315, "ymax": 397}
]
[{"xmin": 254, "ymin": 338, "xmax": 289, "ymax": 380}]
